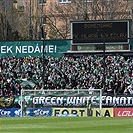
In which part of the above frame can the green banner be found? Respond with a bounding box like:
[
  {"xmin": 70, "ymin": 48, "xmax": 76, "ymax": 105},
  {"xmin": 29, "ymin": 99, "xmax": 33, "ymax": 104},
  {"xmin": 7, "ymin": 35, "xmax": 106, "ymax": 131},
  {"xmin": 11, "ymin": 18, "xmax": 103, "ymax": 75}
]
[{"xmin": 0, "ymin": 40, "xmax": 70, "ymax": 58}]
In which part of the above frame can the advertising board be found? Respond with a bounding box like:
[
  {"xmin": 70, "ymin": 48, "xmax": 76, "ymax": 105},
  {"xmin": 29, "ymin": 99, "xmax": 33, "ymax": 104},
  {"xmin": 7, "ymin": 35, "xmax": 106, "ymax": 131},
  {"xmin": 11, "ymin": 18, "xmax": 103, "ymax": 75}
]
[
  {"xmin": 114, "ymin": 108, "xmax": 133, "ymax": 117},
  {"xmin": 0, "ymin": 108, "xmax": 52, "ymax": 117},
  {"xmin": 0, "ymin": 108, "xmax": 11, "ymax": 117},
  {"xmin": 92, "ymin": 108, "xmax": 113, "ymax": 117},
  {"xmin": 26, "ymin": 108, "xmax": 52, "ymax": 116},
  {"xmin": 52, "ymin": 108, "xmax": 113, "ymax": 117},
  {"xmin": 52, "ymin": 108, "xmax": 87, "ymax": 117}
]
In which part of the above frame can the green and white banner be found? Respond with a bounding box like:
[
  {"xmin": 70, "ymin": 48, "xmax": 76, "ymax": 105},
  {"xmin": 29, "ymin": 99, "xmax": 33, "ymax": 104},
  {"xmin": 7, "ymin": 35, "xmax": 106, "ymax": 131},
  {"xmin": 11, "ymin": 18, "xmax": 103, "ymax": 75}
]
[{"xmin": 0, "ymin": 40, "xmax": 70, "ymax": 58}]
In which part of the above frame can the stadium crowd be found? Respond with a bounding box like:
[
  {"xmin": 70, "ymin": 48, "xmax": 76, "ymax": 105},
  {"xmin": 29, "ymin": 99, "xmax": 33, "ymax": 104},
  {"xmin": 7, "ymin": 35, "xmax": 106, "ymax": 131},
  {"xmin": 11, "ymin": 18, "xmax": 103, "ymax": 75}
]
[{"xmin": 0, "ymin": 55, "xmax": 133, "ymax": 97}]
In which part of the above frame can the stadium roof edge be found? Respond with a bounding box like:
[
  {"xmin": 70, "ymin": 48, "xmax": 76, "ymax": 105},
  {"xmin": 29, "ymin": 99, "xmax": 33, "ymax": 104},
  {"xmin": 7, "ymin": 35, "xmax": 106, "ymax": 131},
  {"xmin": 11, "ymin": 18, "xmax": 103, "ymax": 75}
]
[{"xmin": 63, "ymin": 50, "xmax": 133, "ymax": 57}]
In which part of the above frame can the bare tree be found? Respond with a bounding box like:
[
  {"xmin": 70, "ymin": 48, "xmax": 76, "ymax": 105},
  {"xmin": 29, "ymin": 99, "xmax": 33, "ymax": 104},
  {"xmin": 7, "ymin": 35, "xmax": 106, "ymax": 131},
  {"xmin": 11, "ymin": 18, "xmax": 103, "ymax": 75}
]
[
  {"xmin": 90, "ymin": 0, "xmax": 129, "ymax": 20},
  {"xmin": 46, "ymin": 0, "xmax": 130, "ymax": 39},
  {"xmin": 13, "ymin": 0, "xmax": 34, "ymax": 40},
  {"xmin": 0, "ymin": 0, "xmax": 14, "ymax": 40},
  {"xmin": 0, "ymin": 0, "xmax": 131, "ymax": 40},
  {"xmin": 46, "ymin": 2, "xmax": 72, "ymax": 39},
  {"xmin": 0, "ymin": 0, "xmax": 37, "ymax": 40}
]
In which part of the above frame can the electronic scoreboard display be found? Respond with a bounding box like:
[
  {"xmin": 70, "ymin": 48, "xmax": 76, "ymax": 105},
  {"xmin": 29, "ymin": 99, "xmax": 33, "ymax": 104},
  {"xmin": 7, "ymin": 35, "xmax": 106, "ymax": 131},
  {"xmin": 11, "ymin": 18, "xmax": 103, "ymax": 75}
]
[{"xmin": 71, "ymin": 20, "xmax": 130, "ymax": 45}]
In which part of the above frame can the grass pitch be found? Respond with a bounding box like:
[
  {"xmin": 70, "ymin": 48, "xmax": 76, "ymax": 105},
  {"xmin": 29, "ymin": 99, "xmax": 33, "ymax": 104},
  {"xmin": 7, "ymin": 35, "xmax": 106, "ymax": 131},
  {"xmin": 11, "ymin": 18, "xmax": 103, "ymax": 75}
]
[{"xmin": 0, "ymin": 117, "xmax": 133, "ymax": 133}]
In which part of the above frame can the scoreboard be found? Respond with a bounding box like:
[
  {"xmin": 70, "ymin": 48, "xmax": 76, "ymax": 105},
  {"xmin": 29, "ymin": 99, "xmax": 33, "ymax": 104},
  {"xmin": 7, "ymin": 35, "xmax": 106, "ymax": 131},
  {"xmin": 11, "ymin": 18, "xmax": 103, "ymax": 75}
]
[{"xmin": 71, "ymin": 20, "xmax": 130, "ymax": 45}]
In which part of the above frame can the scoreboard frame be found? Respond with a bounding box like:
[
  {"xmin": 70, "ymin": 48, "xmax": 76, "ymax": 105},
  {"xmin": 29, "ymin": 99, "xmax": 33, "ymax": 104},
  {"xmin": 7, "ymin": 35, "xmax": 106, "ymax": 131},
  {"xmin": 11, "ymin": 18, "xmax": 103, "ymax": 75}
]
[{"xmin": 71, "ymin": 20, "xmax": 130, "ymax": 45}]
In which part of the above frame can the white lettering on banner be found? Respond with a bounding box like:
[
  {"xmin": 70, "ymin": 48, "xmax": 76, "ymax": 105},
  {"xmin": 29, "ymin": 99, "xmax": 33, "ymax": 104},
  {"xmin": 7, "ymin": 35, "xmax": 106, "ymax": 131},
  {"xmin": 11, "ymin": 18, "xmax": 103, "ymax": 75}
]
[
  {"xmin": 127, "ymin": 97, "xmax": 132, "ymax": 104},
  {"xmin": 49, "ymin": 46, "xmax": 54, "ymax": 53},
  {"xmin": 16, "ymin": 46, "xmax": 21, "ymax": 53},
  {"xmin": 15, "ymin": 44, "xmax": 57, "ymax": 54},
  {"xmin": 120, "ymin": 97, "xmax": 127, "ymax": 104},
  {"xmin": 56, "ymin": 97, "xmax": 64, "ymax": 105},
  {"xmin": 14, "ymin": 109, "xmax": 21, "ymax": 116},
  {"xmin": 51, "ymin": 97, "xmax": 56, "ymax": 105},
  {"xmin": 0, "ymin": 109, "xmax": 10, "ymax": 116},
  {"xmin": 22, "ymin": 46, "xmax": 27, "ymax": 53},
  {"xmin": 34, "ymin": 109, "xmax": 49, "ymax": 116},
  {"xmin": 34, "ymin": 44, "xmax": 41, "ymax": 53},
  {"xmin": 66, "ymin": 97, "xmax": 91, "ymax": 106},
  {"xmin": 102, "ymin": 96, "xmax": 106, "ymax": 101},
  {"xmin": 106, "ymin": 96, "xmax": 112, "ymax": 104},
  {"xmin": 105, "ymin": 96, "xmax": 133, "ymax": 106},
  {"xmin": 113, "ymin": 97, "xmax": 120, "ymax": 104},
  {"xmin": 55, "ymin": 45, "xmax": 57, "ymax": 52},
  {"xmin": 86, "ymin": 97, "xmax": 91, "ymax": 104},
  {"xmin": 32, "ymin": 96, "xmax": 93, "ymax": 106},
  {"xmin": 67, "ymin": 97, "xmax": 75, "ymax": 105},
  {"xmin": 33, "ymin": 97, "xmax": 64, "ymax": 105},
  {"xmin": 91, "ymin": 96, "xmax": 97, "ymax": 104},
  {"xmin": 0, "ymin": 46, "xmax": 13, "ymax": 53},
  {"xmin": 32, "ymin": 95, "xmax": 133, "ymax": 107},
  {"xmin": 45, "ymin": 97, "xmax": 51, "ymax": 104},
  {"xmin": 76, "ymin": 97, "xmax": 85, "ymax": 104},
  {"xmin": 16, "ymin": 45, "xmax": 41, "ymax": 54},
  {"xmin": 28, "ymin": 46, "xmax": 34, "ymax": 53},
  {"xmin": 44, "ymin": 45, "xmax": 57, "ymax": 53},
  {"xmin": 7, "ymin": 46, "xmax": 13, "ymax": 53},
  {"xmin": 1, "ymin": 46, "xmax": 6, "ymax": 53},
  {"xmin": 117, "ymin": 111, "xmax": 133, "ymax": 117},
  {"xmin": 0, "ymin": 44, "xmax": 57, "ymax": 54}
]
